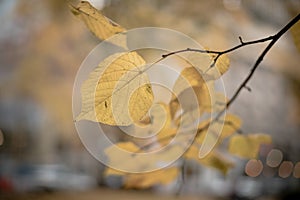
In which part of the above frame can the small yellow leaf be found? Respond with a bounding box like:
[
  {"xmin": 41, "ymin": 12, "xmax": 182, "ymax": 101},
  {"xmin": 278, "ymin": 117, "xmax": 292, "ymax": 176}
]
[
  {"xmin": 194, "ymin": 114, "xmax": 241, "ymax": 158},
  {"xmin": 151, "ymin": 103, "xmax": 172, "ymax": 135},
  {"xmin": 184, "ymin": 145, "xmax": 234, "ymax": 175},
  {"xmin": 105, "ymin": 141, "xmax": 185, "ymax": 172},
  {"xmin": 211, "ymin": 92, "xmax": 228, "ymax": 112},
  {"xmin": 196, "ymin": 114, "xmax": 242, "ymax": 144},
  {"xmin": 228, "ymin": 133, "xmax": 272, "ymax": 159},
  {"xmin": 76, "ymin": 52, "xmax": 154, "ymax": 126},
  {"xmin": 156, "ymin": 128, "xmax": 177, "ymax": 146},
  {"xmin": 169, "ymin": 98, "xmax": 180, "ymax": 120},
  {"xmin": 170, "ymin": 67, "xmax": 212, "ymax": 119},
  {"xmin": 124, "ymin": 167, "xmax": 179, "ymax": 189},
  {"xmin": 70, "ymin": 1, "xmax": 127, "ymax": 48},
  {"xmin": 183, "ymin": 51, "xmax": 213, "ymax": 75},
  {"xmin": 208, "ymin": 54, "xmax": 230, "ymax": 80},
  {"xmin": 183, "ymin": 51, "xmax": 230, "ymax": 80},
  {"xmin": 199, "ymin": 151, "xmax": 234, "ymax": 175},
  {"xmin": 172, "ymin": 67, "xmax": 205, "ymax": 96},
  {"xmin": 104, "ymin": 142, "xmax": 145, "ymax": 172},
  {"xmin": 104, "ymin": 167, "xmax": 126, "ymax": 176}
]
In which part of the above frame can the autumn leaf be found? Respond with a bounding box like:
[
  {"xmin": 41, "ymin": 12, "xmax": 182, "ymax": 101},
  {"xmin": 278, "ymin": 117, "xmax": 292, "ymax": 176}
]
[
  {"xmin": 228, "ymin": 133, "xmax": 272, "ymax": 159},
  {"xmin": 131, "ymin": 102, "xmax": 177, "ymax": 143},
  {"xmin": 105, "ymin": 141, "xmax": 185, "ymax": 172},
  {"xmin": 104, "ymin": 167, "xmax": 179, "ymax": 189},
  {"xmin": 148, "ymin": 103, "xmax": 177, "ymax": 143},
  {"xmin": 196, "ymin": 114, "xmax": 242, "ymax": 144},
  {"xmin": 124, "ymin": 167, "xmax": 179, "ymax": 189},
  {"xmin": 76, "ymin": 52, "xmax": 154, "ymax": 126},
  {"xmin": 170, "ymin": 67, "xmax": 213, "ymax": 119},
  {"xmin": 70, "ymin": 1, "xmax": 127, "ymax": 48},
  {"xmin": 184, "ymin": 51, "xmax": 230, "ymax": 80},
  {"xmin": 184, "ymin": 145, "xmax": 234, "ymax": 175},
  {"xmin": 207, "ymin": 54, "xmax": 230, "ymax": 80},
  {"xmin": 104, "ymin": 141, "xmax": 145, "ymax": 172}
]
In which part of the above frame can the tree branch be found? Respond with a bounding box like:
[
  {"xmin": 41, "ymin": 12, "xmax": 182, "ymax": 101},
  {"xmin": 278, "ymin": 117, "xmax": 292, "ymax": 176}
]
[
  {"xmin": 138, "ymin": 13, "xmax": 300, "ymax": 152},
  {"xmin": 226, "ymin": 13, "xmax": 300, "ymax": 108}
]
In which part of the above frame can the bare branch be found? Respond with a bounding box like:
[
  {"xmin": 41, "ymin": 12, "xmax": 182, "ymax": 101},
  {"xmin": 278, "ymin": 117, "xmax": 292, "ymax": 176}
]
[
  {"xmin": 138, "ymin": 13, "xmax": 300, "ymax": 151},
  {"xmin": 227, "ymin": 13, "xmax": 300, "ymax": 108}
]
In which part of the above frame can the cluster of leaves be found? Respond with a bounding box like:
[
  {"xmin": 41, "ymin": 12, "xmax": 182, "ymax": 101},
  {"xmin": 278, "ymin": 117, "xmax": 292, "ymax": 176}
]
[{"xmin": 72, "ymin": 1, "xmax": 272, "ymax": 189}]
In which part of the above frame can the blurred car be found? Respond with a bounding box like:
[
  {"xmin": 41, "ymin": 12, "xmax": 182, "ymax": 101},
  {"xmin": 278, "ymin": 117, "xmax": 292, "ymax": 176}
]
[{"xmin": 12, "ymin": 164, "xmax": 97, "ymax": 192}]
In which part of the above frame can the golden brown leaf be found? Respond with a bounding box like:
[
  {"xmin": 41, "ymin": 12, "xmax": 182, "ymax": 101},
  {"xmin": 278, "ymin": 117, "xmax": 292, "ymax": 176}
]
[
  {"xmin": 105, "ymin": 141, "xmax": 185, "ymax": 172},
  {"xmin": 124, "ymin": 167, "xmax": 179, "ymax": 189},
  {"xmin": 228, "ymin": 133, "xmax": 272, "ymax": 159},
  {"xmin": 184, "ymin": 145, "xmax": 234, "ymax": 175},
  {"xmin": 70, "ymin": 1, "xmax": 127, "ymax": 48},
  {"xmin": 104, "ymin": 166, "xmax": 179, "ymax": 189},
  {"xmin": 196, "ymin": 114, "xmax": 242, "ymax": 144},
  {"xmin": 76, "ymin": 52, "xmax": 154, "ymax": 126},
  {"xmin": 207, "ymin": 54, "xmax": 230, "ymax": 80},
  {"xmin": 170, "ymin": 67, "xmax": 213, "ymax": 120},
  {"xmin": 183, "ymin": 51, "xmax": 230, "ymax": 80}
]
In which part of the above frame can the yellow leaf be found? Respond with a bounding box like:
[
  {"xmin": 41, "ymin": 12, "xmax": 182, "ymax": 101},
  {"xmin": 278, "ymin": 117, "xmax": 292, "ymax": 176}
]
[
  {"xmin": 70, "ymin": 1, "xmax": 127, "ymax": 48},
  {"xmin": 207, "ymin": 54, "xmax": 230, "ymax": 80},
  {"xmin": 170, "ymin": 67, "xmax": 212, "ymax": 119},
  {"xmin": 104, "ymin": 167, "xmax": 126, "ymax": 176},
  {"xmin": 211, "ymin": 92, "xmax": 228, "ymax": 112},
  {"xmin": 148, "ymin": 103, "xmax": 178, "ymax": 144},
  {"xmin": 124, "ymin": 167, "xmax": 179, "ymax": 189},
  {"xmin": 131, "ymin": 102, "xmax": 175, "ymax": 141},
  {"xmin": 105, "ymin": 141, "xmax": 185, "ymax": 172},
  {"xmin": 291, "ymin": 20, "xmax": 300, "ymax": 53},
  {"xmin": 183, "ymin": 51, "xmax": 230, "ymax": 80},
  {"xmin": 182, "ymin": 51, "xmax": 212, "ymax": 75},
  {"xmin": 76, "ymin": 52, "xmax": 154, "ymax": 126},
  {"xmin": 172, "ymin": 67, "xmax": 205, "ymax": 96},
  {"xmin": 228, "ymin": 133, "xmax": 272, "ymax": 159},
  {"xmin": 169, "ymin": 98, "xmax": 180, "ymax": 120},
  {"xmin": 156, "ymin": 128, "xmax": 177, "ymax": 146},
  {"xmin": 194, "ymin": 114, "xmax": 241, "ymax": 158},
  {"xmin": 151, "ymin": 103, "xmax": 172, "ymax": 135},
  {"xmin": 184, "ymin": 145, "xmax": 234, "ymax": 175},
  {"xmin": 104, "ymin": 141, "xmax": 145, "ymax": 172},
  {"xmin": 196, "ymin": 114, "xmax": 242, "ymax": 144}
]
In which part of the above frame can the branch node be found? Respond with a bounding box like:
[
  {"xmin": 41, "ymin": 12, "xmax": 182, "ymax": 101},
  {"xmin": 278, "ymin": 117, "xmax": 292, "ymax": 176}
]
[
  {"xmin": 239, "ymin": 36, "xmax": 244, "ymax": 44},
  {"xmin": 244, "ymin": 85, "xmax": 252, "ymax": 92}
]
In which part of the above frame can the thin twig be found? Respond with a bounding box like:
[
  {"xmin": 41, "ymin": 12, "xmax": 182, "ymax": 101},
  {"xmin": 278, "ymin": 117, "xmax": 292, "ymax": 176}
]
[
  {"xmin": 161, "ymin": 35, "xmax": 274, "ymax": 66},
  {"xmin": 226, "ymin": 13, "xmax": 300, "ymax": 108}
]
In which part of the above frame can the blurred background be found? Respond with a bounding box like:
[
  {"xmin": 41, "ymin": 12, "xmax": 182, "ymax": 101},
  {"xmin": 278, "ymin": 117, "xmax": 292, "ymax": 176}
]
[{"xmin": 0, "ymin": 0, "xmax": 299, "ymax": 199}]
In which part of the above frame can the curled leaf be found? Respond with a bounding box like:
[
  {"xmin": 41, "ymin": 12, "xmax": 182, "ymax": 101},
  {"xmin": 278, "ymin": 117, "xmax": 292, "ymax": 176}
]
[{"xmin": 70, "ymin": 1, "xmax": 127, "ymax": 48}]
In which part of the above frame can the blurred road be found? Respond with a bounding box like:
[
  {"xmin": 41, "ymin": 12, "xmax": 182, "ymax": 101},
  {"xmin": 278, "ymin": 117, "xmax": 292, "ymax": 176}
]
[{"xmin": 0, "ymin": 188, "xmax": 216, "ymax": 200}]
